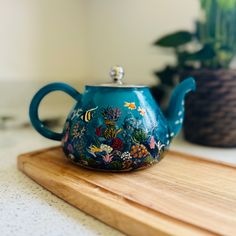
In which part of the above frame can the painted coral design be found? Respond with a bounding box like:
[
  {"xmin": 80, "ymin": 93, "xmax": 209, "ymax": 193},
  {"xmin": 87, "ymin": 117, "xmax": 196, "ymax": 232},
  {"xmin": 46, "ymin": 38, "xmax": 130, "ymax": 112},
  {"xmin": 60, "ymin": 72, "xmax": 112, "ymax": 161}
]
[
  {"xmin": 130, "ymin": 144, "xmax": 149, "ymax": 158},
  {"xmin": 149, "ymin": 136, "xmax": 156, "ymax": 149},
  {"xmin": 111, "ymin": 138, "xmax": 124, "ymax": 150},
  {"xmin": 102, "ymin": 153, "xmax": 113, "ymax": 163},
  {"xmin": 101, "ymin": 106, "xmax": 121, "ymax": 123},
  {"xmin": 62, "ymin": 104, "xmax": 167, "ymax": 171},
  {"xmin": 100, "ymin": 144, "xmax": 113, "ymax": 154},
  {"xmin": 121, "ymin": 152, "xmax": 131, "ymax": 160}
]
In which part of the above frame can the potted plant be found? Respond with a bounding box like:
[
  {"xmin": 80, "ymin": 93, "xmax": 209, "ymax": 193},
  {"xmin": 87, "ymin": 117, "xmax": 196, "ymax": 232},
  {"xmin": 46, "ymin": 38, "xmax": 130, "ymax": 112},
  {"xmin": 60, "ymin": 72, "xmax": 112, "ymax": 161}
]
[{"xmin": 152, "ymin": 0, "xmax": 236, "ymax": 147}]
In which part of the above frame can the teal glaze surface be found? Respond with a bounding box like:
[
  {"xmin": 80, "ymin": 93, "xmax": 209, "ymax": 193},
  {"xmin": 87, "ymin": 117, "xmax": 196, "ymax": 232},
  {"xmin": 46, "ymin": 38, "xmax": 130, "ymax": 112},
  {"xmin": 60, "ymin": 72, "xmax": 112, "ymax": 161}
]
[{"xmin": 29, "ymin": 78, "xmax": 196, "ymax": 171}]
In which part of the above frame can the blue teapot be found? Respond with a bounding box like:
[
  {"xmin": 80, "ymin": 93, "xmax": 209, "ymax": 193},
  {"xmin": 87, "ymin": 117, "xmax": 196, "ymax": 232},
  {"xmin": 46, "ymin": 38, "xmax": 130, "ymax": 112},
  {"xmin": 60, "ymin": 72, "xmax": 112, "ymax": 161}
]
[{"xmin": 30, "ymin": 66, "xmax": 196, "ymax": 171}]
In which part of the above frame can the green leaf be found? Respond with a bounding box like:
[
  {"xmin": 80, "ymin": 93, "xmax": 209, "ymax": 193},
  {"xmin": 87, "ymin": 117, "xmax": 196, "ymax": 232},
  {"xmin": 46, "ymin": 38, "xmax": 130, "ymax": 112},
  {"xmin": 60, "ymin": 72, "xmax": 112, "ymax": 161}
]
[
  {"xmin": 218, "ymin": 45, "xmax": 233, "ymax": 51},
  {"xmin": 154, "ymin": 66, "xmax": 178, "ymax": 86},
  {"xmin": 200, "ymin": 0, "xmax": 208, "ymax": 8},
  {"xmin": 217, "ymin": 0, "xmax": 236, "ymax": 10},
  {"xmin": 195, "ymin": 20, "xmax": 207, "ymax": 42},
  {"xmin": 150, "ymin": 85, "xmax": 167, "ymax": 105},
  {"xmin": 154, "ymin": 31, "xmax": 193, "ymax": 47},
  {"xmin": 182, "ymin": 44, "xmax": 216, "ymax": 61},
  {"xmin": 217, "ymin": 49, "xmax": 234, "ymax": 67}
]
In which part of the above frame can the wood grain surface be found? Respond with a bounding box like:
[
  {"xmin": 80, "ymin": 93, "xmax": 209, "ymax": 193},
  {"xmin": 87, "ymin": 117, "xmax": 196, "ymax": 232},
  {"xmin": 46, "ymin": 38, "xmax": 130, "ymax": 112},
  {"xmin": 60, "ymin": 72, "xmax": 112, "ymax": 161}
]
[{"xmin": 18, "ymin": 146, "xmax": 236, "ymax": 236}]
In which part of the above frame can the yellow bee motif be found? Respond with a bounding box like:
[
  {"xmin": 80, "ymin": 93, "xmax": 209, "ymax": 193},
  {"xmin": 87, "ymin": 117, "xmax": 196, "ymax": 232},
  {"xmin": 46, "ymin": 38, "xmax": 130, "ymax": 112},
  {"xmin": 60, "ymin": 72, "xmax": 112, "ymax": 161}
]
[{"xmin": 104, "ymin": 128, "xmax": 122, "ymax": 139}]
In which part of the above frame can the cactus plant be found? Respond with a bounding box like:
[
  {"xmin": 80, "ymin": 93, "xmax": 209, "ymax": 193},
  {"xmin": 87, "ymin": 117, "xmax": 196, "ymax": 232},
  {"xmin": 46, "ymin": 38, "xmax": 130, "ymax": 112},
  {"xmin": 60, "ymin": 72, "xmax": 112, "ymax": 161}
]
[{"xmin": 152, "ymin": 0, "xmax": 236, "ymax": 104}]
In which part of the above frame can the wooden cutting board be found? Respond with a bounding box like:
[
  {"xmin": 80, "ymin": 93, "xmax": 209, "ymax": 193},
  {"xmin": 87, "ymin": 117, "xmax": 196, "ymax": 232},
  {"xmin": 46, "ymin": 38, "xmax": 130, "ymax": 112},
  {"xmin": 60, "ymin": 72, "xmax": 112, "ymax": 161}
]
[{"xmin": 17, "ymin": 146, "xmax": 236, "ymax": 236}]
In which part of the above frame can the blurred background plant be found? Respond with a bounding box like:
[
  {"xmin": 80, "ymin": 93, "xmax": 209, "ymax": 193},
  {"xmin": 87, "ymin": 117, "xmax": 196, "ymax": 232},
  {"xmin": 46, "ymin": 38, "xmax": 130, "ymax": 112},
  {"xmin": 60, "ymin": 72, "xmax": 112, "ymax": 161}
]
[
  {"xmin": 152, "ymin": 0, "xmax": 236, "ymax": 147},
  {"xmin": 152, "ymin": 0, "xmax": 236, "ymax": 105}
]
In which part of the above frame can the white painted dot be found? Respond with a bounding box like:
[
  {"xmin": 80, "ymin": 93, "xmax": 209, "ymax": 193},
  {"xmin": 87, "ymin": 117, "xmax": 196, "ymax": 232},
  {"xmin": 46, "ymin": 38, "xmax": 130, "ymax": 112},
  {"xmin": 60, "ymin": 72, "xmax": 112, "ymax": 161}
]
[
  {"xmin": 166, "ymin": 134, "xmax": 169, "ymax": 138},
  {"xmin": 180, "ymin": 118, "xmax": 183, "ymax": 123},
  {"xmin": 175, "ymin": 120, "xmax": 180, "ymax": 125},
  {"xmin": 178, "ymin": 111, "xmax": 182, "ymax": 116},
  {"xmin": 170, "ymin": 132, "xmax": 174, "ymax": 137}
]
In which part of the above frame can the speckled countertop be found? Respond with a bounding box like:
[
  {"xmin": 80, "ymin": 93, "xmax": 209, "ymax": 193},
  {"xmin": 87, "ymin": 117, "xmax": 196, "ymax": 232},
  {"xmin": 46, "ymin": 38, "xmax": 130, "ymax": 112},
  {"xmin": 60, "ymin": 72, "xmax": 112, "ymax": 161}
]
[
  {"xmin": 0, "ymin": 128, "xmax": 123, "ymax": 236},
  {"xmin": 0, "ymin": 128, "xmax": 236, "ymax": 236}
]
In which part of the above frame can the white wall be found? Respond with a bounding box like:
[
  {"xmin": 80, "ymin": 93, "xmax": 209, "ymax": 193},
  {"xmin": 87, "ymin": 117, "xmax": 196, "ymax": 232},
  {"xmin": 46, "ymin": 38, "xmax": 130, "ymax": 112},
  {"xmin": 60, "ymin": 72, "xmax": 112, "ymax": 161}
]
[
  {"xmin": 0, "ymin": 0, "xmax": 88, "ymax": 82},
  {"xmin": 0, "ymin": 0, "xmax": 199, "ymax": 121},
  {"xmin": 86, "ymin": 0, "xmax": 200, "ymax": 85},
  {"xmin": 0, "ymin": 0, "xmax": 199, "ymax": 84}
]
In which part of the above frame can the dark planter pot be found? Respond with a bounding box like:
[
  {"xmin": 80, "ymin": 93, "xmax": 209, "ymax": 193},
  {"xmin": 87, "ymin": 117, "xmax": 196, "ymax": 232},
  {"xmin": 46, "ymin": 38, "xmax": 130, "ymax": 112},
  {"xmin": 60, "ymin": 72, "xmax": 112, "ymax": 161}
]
[{"xmin": 183, "ymin": 69, "xmax": 236, "ymax": 148}]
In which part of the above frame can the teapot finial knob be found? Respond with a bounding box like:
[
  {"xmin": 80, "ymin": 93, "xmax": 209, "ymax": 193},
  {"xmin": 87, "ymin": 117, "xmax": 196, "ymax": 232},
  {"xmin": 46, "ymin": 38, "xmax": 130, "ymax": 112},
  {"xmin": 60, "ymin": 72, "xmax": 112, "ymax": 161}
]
[{"xmin": 110, "ymin": 65, "xmax": 124, "ymax": 84}]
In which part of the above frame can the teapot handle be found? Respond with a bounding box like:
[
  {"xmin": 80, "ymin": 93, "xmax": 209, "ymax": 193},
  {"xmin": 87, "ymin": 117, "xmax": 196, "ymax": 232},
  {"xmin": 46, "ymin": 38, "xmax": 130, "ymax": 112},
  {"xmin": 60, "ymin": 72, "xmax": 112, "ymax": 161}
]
[{"xmin": 29, "ymin": 82, "xmax": 81, "ymax": 141}]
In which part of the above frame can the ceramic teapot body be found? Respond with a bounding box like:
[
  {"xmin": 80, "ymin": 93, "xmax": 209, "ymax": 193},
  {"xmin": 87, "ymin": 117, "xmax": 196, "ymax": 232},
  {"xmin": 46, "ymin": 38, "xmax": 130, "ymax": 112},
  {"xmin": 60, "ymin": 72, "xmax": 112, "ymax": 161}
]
[{"xmin": 30, "ymin": 67, "xmax": 196, "ymax": 171}]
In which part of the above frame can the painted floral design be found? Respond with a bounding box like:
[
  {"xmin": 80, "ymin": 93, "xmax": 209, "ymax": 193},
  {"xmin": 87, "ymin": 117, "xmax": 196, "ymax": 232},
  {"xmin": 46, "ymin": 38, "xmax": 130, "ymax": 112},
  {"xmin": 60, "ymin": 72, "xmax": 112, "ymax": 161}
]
[{"xmin": 62, "ymin": 104, "xmax": 167, "ymax": 171}]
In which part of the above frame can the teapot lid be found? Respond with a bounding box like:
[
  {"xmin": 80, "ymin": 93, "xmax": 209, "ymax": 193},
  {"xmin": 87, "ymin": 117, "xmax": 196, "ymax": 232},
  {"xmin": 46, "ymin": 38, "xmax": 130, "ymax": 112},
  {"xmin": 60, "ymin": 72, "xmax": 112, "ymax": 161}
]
[{"xmin": 88, "ymin": 66, "xmax": 147, "ymax": 88}]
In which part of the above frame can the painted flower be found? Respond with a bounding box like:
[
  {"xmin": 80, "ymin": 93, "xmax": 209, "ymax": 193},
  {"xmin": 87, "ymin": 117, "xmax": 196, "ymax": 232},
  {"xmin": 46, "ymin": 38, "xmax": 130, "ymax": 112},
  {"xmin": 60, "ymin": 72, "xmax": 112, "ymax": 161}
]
[
  {"xmin": 121, "ymin": 151, "xmax": 131, "ymax": 160},
  {"xmin": 102, "ymin": 153, "xmax": 113, "ymax": 163},
  {"xmin": 111, "ymin": 138, "xmax": 124, "ymax": 151},
  {"xmin": 138, "ymin": 107, "xmax": 146, "ymax": 116},
  {"xmin": 149, "ymin": 136, "xmax": 156, "ymax": 149},
  {"xmin": 124, "ymin": 102, "xmax": 136, "ymax": 110},
  {"xmin": 100, "ymin": 144, "xmax": 113, "ymax": 153}
]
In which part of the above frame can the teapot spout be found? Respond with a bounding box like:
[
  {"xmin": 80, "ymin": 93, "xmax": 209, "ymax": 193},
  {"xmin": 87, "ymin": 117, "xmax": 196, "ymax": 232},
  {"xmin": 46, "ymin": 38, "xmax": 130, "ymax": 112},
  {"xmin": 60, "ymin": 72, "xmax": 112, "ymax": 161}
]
[{"xmin": 165, "ymin": 77, "xmax": 196, "ymax": 138}]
